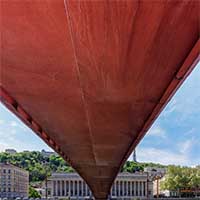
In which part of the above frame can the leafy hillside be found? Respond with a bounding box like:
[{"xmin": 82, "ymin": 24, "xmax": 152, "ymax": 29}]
[
  {"xmin": 0, "ymin": 151, "xmax": 166, "ymax": 183},
  {"xmin": 122, "ymin": 160, "xmax": 167, "ymax": 173},
  {"xmin": 0, "ymin": 151, "xmax": 74, "ymax": 182}
]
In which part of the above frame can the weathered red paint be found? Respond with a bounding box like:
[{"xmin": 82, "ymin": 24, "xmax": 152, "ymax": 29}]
[{"xmin": 0, "ymin": 1, "xmax": 199, "ymax": 199}]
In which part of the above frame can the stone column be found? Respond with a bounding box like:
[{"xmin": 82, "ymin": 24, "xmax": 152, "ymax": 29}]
[
  {"xmin": 141, "ymin": 181, "xmax": 143, "ymax": 196},
  {"xmin": 61, "ymin": 180, "xmax": 63, "ymax": 196},
  {"xmin": 117, "ymin": 181, "xmax": 119, "ymax": 197},
  {"xmin": 85, "ymin": 183, "xmax": 88, "ymax": 196},
  {"xmin": 124, "ymin": 180, "xmax": 126, "ymax": 196},
  {"xmin": 58, "ymin": 181, "xmax": 62, "ymax": 196},
  {"xmin": 119, "ymin": 181, "xmax": 121, "ymax": 197},
  {"xmin": 55, "ymin": 180, "xmax": 58, "ymax": 197},
  {"xmin": 83, "ymin": 182, "xmax": 85, "ymax": 196},
  {"xmin": 141, "ymin": 181, "xmax": 144, "ymax": 197},
  {"xmin": 111, "ymin": 182, "xmax": 113, "ymax": 197},
  {"xmin": 69, "ymin": 181, "xmax": 71, "ymax": 197},
  {"xmin": 138, "ymin": 181, "xmax": 141, "ymax": 196},
  {"xmin": 125, "ymin": 181, "xmax": 127, "ymax": 196},
  {"xmin": 127, "ymin": 181, "xmax": 128, "ymax": 196},
  {"xmin": 114, "ymin": 182, "xmax": 115, "ymax": 196},
  {"xmin": 146, "ymin": 181, "xmax": 148, "ymax": 197},
  {"xmin": 65, "ymin": 180, "xmax": 67, "ymax": 196},
  {"xmin": 87, "ymin": 186, "xmax": 90, "ymax": 196},
  {"xmin": 64, "ymin": 180, "xmax": 66, "ymax": 196},
  {"xmin": 121, "ymin": 181, "xmax": 123, "ymax": 196},
  {"xmin": 78, "ymin": 180, "xmax": 80, "ymax": 197},
  {"xmin": 134, "ymin": 181, "xmax": 136, "ymax": 196},
  {"xmin": 81, "ymin": 181, "xmax": 84, "ymax": 197},
  {"xmin": 73, "ymin": 180, "xmax": 75, "ymax": 197},
  {"xmin": 120, "ymin": 180, "xmax": 122, "ymax": 196},
  {"xmin": 127, "ymin": 181, "xmax": 129, "ymax": 196}
]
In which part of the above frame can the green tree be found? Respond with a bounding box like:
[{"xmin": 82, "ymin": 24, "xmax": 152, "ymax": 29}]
[
  {"xmin": 29, "ymin": 186, "xmax": 41, "ymax": 198},
  {"xmin": 0, "ymin": 151, "xmax": 74, "ymax": 183},
  {"xmin": 161, "ymin": 165, "xmax": 200, "ymax": 197}
]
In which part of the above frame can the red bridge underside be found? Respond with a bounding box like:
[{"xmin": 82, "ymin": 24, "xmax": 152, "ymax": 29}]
[{"xmin": 0, "ymin": 1, "xmax": 199, "ymax": 199}]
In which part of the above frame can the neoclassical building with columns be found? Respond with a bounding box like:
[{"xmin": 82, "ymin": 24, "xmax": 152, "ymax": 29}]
[{"xmin": 45, "ymin": 172, "xmax": 153, "ymax": 199}]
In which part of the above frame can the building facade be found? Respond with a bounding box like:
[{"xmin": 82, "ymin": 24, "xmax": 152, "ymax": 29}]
[
  {"xmin": 41, "ymin": 149, "xmax": 57, "ymax": 157},
  {"xmin": 0, "ymin": 163, "xmax": 29, "ymax": 198},
  {"xmin": 144, "ymin": 167, "xmax": 166, "ymax": 197},
  {"xmin": 45, "ymin": 172, "xmax": 153, "ymax": 199},
  {"xmin": 5, "ymin": 149, "xmax": 17, "ymax": 155}
]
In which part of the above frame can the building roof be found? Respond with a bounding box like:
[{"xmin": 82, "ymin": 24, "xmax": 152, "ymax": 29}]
[
  {"xmin": 0, "ymin": 163, "xmax": 29, "ymax": 174},
  {"xmin": 49, "ymin": 172, "xmax": 148, "ymax": 180}
]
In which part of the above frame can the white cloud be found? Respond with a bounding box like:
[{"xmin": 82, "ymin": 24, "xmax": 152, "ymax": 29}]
[
  {"xmin": 135, "ymin": 147, "xmax": 189, "ymax": 166},
  {"xmin": 178, "ymin": 138, "xmax": 194, "ymax": 154},
  {"xmin": 0, "ymin": 141, "xmax": 10, "ymax": 152},
  {"xmin": 0, "ymin": 103, "xmax": 53, "ymax": 152},
  {"xmin": 162, "ymin": 63, "xmax": 200, "ymax": 122},
  {"xmin": 146, "ymin": 124, "xmax": 166, "ymax": 138},
  {"xmin": 163, "ymin": 99, "xmax": 177, "ymax": 117},
  {"xmin": 9, "ymin": 120, "xmax": 28, "ymax": 131},
  {"xmin": 128, "ymin": 137, "xmax": 200, "ymax": 166},
  {"xmin": 0, "ymin": 119, "xmax": 4, "ymax": 125},
  {"xmin": 10, "ymin": 121, "xmax": 18, "ymax": 127}
]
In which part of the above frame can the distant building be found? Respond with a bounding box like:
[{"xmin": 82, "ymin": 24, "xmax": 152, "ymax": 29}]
[
  {"xmin": 153, "ymin": 176, "xmax": 179, "ymax": 197},
  {"xmin": 43, "ymin": 172, "xmax": 153, "ymax": 199},
  {"xmin": 144, "ymin": 167, "xmax": 166, "ymax": 180},
  {"xmin": 41, "ymin": 149, "xmax": 57, "ymax": 157},
  {"xmin": 144, "ymin": 167, "xmax": 167, "ymax": 197},
  {"xmin": 0, "ymin": 163, "xmax": 29, "ymax": 198},
  {"xmin": 132, "ymin": 149, "xmax": 137, "ymax": 162},
  {"xmin": 5, "ymin": 149, "xmax": 17, "ymax": 154},
  {"xmin": 23, "ymin": 150, "xmax": 30, "ymax": 153}
]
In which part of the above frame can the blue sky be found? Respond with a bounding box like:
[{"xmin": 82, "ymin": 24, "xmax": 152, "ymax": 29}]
[{"xmin": 0, "ymin": 63, "xmax": 199, "ymax": 166}]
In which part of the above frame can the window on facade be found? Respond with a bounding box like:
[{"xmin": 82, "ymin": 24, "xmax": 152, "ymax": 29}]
[
  {"xmin": 78, "ymin": 181, "xmax": 81, "ymax": 196},
  {"xmin": 148, "ymin": 190, "xmax": 152, "ymax": 195},
  {"xmin": 140, "ymin": 182, "xmax": 142, "ymax": 196},
  {"xmin": 53, "ymin": 181, "xmax": 56, "ymax": 196},
  {"xmin": 70, "ymin": 181, "xmax": 73, "ymax": 196},
  {"xmin": 116, "ymin": 181, "xmax": 119, "ymax": 196},
  {"xmin": 3, "ymin": 169, "xmax": 6, "ymax": 173},
  {"xmin": 128, "ymin": 181, "xmax": 130, "ymax": 196},
  {"xmin": 83, "ymin": 182, "xmax": 86, "ymax": 196},
  {"xmin": 136, "ymin": 182, "xmax": 138, "ymax": 196},
  {"xmin": 62, "ymin": 180, "xmax": 65, "ymax": 196},
  {"xmin": 120, "ymin": 182, "xmax": 123, "ymax": 196},
  {"xmin": 57, "ymin": 181, "xmax": 60, "ymax": 196}
]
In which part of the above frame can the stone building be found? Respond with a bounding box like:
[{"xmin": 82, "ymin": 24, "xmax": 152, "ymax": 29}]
[
  {"xmin": 144, "ymin": 167, "xmax": 166, "ymax": 197},
  {"xmin": 44, "ymin": 172, "xmax": 153, "ymax": 199},
  {"xmin": 0, "ymin": 163, "xmax": 29, "ymax": 198},
  {"xmin": 5, "ymin": 149, "xmax": 17, "ymax": 155}
]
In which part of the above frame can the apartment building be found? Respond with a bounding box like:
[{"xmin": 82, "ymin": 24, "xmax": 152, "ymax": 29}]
[{"xmin": 0, "ymin": 163, "xmax": 29, "ymax": 198}]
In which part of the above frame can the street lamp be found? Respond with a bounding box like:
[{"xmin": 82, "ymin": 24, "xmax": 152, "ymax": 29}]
[{"xmin": 42, "ymin": 161, "xmax": 49, "ymax": 199}]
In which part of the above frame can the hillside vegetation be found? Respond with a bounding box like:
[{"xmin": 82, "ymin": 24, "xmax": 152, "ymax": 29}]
[
  {"xmin": 0, "ymin": 151, "xmax": 166, "ymax": 182},
  {"xmin": 0, "ymin": 151, "xmax": 74, "ymax": 182},
  {"xmin": 1, "ymin": 151, "xmax": 199, "ymax": 197}
]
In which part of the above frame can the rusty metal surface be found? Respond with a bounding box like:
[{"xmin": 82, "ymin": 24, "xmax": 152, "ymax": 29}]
[{"xmin": 0, "ymin": 1, "xmax": 199, "ymax": 199}]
